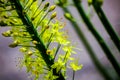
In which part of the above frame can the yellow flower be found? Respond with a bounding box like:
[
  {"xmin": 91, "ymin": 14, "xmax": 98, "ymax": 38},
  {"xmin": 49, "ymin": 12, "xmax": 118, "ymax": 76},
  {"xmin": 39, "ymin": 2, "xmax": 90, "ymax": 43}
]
[{"xmin": 70, "ymin": 62, "xmax": 83, "ymax": 71}]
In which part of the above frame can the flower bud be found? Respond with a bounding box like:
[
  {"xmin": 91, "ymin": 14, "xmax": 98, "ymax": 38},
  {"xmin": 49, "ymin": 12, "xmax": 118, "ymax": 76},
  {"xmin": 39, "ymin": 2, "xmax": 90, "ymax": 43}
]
[
  {"xmin": 43, "ymin": 2, "xmax": 49, "ymax": 11},
  {"xmin": 0, "ymin": 21, "xmax": 7, "ymax": 26},
  {"xmin": 50, "ymin": 12, "xmax": 57, "ymax": 19},
  {"xmin": 45, "ymin": 25, "xmax": 49, "ymax": 29},
  {"xmin": 9, "ymin": 40, "xmax": 20, "ymax": 48},
  {"xmin": 88, "ymin": 0, "xmax": 92, "ymax": 6},
  {"xmin": 46, "ymin": 50, "xmax": 51, "ymax": 55},
  {"xmin": 64, "ymin": 13, "xmax": 72, "ymax": 20},
  {"xmin": 48, "ymin": 5, "xmax": 56, "ymax": 12},
  {"xmin": 32, "ymin": 40, "xmax": 38, "ymax": 45},
  {"xmin": 19, "ymin": 47, "xmax": 27, "ymax": 52},
  {"xmin": 12, "ymin": 32, "xmax": 19, "ymax": 36},
  {"xmin": 2, "ymin": 30, "xmax": 12, "ymax": 37},
  {"xmin": 3, "ymin": 15, "xmax": 9, "ymax": 19},
  {"xmin": 27, "ymin": 50, "xmax": 33, "ymax": 56}
]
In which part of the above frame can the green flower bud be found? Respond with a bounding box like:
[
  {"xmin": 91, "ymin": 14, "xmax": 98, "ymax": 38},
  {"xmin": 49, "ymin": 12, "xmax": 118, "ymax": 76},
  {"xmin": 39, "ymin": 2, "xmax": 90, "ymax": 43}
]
[
  {"xmin": 12, "ymin": 32, "xmax": 19, "ymax": 36},
  {"xmin": 50, "ymin": 12, "xmax": 57, "ymax": 19},
  {"xmin": 27, "ymin": 50, "xmax": 33, "ymax": 56},
  {"xmin": 2, "ymin": 30, "xmax": 12, "ymax": 37},
  {"xmin": 43, "ymin": 2, "xmax": 50, "ymax": 11},
  {"xmin": 22, "ymin": 32, "xmax": 28, "ymax": 36},
  {"xmin": 9, "ymin": 21, "xmax": 14, "ymax": 25},
  {"xmin": 88, "ymin": 0, "xmax": 92, "ymax": 6},
  {"xmin": 0, "ymin": 21, "xmax": 7, "ymax": 26},
  {"xmin": 48, "ymin": 5, "xmax": 56, "ymax": 12},
  {"xmin": 64, "ymin": 13, "xmax": 73, "ymax": 20},
  {"xmin": 19, "ymin": 47, "xmax": 27, "ymax": 52},
  {"xmin": 46, "ymin": 50, "xmax": 51, "ymax": 55},
  {"xmin": 3, "ymin": 15, "xmax": 9, "ymax": 19},
  {"xmin": 32, "ymin": 40, "xmax": 38, "ymax": 45},
  {"xmin": 22, "ymin": 10, "xmax": 26, "ymax": 15},
  {"xmin": 9, "ymin": 40, "xmax": 20, "ymax": 48},
  {"xmin": 45, "ymin": 25, "xmax": 49, "ymax": 29},
  {"xmin": 54, "ymin": 0, "xmax": 67, "ymax": 6}
]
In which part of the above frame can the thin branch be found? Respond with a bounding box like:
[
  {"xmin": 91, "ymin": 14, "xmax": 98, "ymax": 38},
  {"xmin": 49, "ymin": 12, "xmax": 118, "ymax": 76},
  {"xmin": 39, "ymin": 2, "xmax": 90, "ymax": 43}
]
[{"xmin": 92, "ymin": 0, "xmax": 120, "ymax": 52}]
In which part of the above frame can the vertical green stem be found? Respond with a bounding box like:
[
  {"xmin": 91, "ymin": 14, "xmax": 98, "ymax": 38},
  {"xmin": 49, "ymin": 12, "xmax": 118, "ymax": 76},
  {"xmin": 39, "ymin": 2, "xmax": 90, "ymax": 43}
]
[
  {"xmin": 73, "ymin": 0, "xmax": 120, "ymax": 76},
  {"xmin": 54, "ymin": 44, "xmax": 61, "ymax": 60},
  {"xmin": 92, "ymin": 0, "xmax": 120, "ymax": 52}
]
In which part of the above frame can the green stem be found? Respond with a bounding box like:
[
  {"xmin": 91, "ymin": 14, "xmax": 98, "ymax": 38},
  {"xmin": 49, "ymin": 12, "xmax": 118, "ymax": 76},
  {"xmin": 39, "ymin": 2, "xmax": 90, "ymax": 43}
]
[
  {"xmin": 60, "ymin": 6, "xmax": 112, "ymax": 80},
  {"xmin": 73, "ymin": 0, "xmax": 120, "ymax": 76},
  {"xmin": 10, "ymin": 0, "xmax": 65, "ymax": 79},
  {"xmin": 36, "ymin": 11, "xmax": 49, "ymax": 28},
  {"xmin": 92, "ymin": 0, "xmax": 120, "ymax": 52},
  {"xmin": 32, "ymin": 0, "xmax": 43, "ymax": 17},
  {"xmin": 72, "ymin": 70, "xmax": 75, "ymax": 80},
  {"xmin": 54, "ymin": 44, "xmax": 61, "ymax": 60}
]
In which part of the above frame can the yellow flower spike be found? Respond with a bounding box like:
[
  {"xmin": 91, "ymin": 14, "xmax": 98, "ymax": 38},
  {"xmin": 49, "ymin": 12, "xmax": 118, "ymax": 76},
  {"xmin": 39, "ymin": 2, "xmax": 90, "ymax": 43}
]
[
  {"xmin": 50, "ymin": 12, "xmax": 57, "ymax": 20},
  {"xmin": 2, "ymin": 30, "xmax": 12, "ymax": 37},
  {"xmin": 1, "ymin": 0, "xmax": 81, "ymax": 79},
  {"xmin": 48, "ymin": 5, "xmax": 56, "ymax": 12}
]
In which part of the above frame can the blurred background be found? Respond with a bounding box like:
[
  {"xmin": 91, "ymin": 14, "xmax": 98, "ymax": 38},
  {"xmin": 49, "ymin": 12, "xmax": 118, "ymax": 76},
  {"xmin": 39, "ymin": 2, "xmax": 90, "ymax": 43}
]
[{"xmin": 0, "ymin": 0, "xmax": 120, "ymax": 80}]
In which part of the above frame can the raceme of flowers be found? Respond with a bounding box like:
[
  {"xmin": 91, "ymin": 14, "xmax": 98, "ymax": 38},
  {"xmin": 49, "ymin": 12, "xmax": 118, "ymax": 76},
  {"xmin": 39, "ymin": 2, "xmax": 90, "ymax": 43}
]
[{"xmin": 0, "ymin": 0, "xmax": 82, "ymax": 80}]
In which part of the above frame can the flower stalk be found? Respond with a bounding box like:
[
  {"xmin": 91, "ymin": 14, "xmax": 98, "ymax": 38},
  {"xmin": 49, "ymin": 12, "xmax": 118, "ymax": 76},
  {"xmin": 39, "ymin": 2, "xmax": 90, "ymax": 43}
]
[{"xmin": 92, "ymin": 0, "xmax": 120, "ymax": 52}]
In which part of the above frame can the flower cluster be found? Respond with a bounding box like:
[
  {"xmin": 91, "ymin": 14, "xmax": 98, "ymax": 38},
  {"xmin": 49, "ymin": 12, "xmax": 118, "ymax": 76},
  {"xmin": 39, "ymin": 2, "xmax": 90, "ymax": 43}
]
[{"xmin": 0, "ymin": 0, "xmax": 82, "ymax": 80}]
